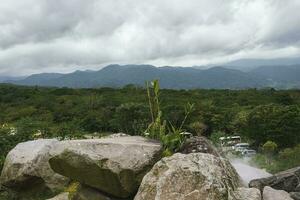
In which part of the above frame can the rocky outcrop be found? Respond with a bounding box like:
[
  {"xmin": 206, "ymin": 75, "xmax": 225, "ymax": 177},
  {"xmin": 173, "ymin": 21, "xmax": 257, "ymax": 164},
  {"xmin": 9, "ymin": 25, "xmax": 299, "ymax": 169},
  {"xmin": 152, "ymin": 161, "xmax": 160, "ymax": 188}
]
[
  {"xmin": 230, "ymin": 187, "xmax": 261, "ymax": 200},
  {"xmin": 49, "ymin": 136, "xmax": 162, "ymax": 199},
  {"xmin": 134, "ymin": 153, "xmax": 240, "ymax": 200},
  {"xmin": 263, "ymin": 186, "xmax": 293, "ymax": 200},
  {"xmin": 249, "ymin": 167, "xmax": 300, "ymax": 192},
  {"xmin": 0, "ymin": 139, "xmax": 69, "ymax": 198},
  {"xmin": 3, "ymin": 135, "xmax": 264, "ymax": 200},
  {"xmin": 179, "ymin": 136, "xmax": 220, "ymax": 156}
]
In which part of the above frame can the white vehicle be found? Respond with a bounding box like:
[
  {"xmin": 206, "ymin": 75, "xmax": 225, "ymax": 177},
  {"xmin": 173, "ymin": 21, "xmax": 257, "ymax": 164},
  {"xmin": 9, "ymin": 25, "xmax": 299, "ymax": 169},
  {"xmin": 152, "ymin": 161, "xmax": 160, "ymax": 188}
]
[
  {"xmin": 234, "ymin": 143, "xmax": 250, "ymax": 152},
  {"xmin": 242, "ymin": 149, "xmax": 256, "ymax": 156},
  {"xmin": 180, "ymin": 132, "xmax": 193, "ymax": 138}
]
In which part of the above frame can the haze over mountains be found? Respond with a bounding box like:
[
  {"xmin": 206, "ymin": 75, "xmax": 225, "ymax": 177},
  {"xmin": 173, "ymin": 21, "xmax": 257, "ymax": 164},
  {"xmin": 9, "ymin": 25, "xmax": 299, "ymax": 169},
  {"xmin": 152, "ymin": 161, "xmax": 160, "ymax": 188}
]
[{"xmin": 1, "ymin": 60, "xmax": 300, "ymax": 89}]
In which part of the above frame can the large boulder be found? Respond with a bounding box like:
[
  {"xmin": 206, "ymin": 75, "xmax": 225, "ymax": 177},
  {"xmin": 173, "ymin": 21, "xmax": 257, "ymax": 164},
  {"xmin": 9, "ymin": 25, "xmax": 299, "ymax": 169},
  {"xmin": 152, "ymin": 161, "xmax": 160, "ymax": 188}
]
[
  {"xmin": 179, "ymin": 136, "xmax": 220, "ymax": 157},
  {"xmin": 230, "ymin": 187, "xmax": 261, "ymax": 200},
  {"xmin": 134, "ymin": 153, "xmax": 240, "ymax": 200},
  {"xmin": 249, "ymin": 167, "xmax": 300, "ymax": 192},
  {"xmin": 263, "ymin": 186, "xmax": 293, "ymax": 200},
  {"xmin": 0, "ymin": 139, "xmax": 69, "ymax": 198},
  {"xmin": 49, "ymin": 136, "xmax": 162, "ymax": 199}
]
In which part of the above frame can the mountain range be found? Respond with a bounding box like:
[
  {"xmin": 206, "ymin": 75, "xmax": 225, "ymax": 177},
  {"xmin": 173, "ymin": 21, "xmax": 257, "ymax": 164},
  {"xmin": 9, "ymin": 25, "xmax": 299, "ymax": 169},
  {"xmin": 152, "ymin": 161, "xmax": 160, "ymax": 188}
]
[
  {"xmin": 1, "ymin": 64, "xmax": 300, "ymax": 89},
  {"xmin": 224, "ymin": 57, "xmax": 300, "ymax": 72}
]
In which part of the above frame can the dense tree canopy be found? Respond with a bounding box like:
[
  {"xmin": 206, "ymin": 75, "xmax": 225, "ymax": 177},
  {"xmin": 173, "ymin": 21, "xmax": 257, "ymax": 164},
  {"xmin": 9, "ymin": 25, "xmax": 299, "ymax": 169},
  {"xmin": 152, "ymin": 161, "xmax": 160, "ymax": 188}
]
[{"xmin": 0, "ymin": 84, "xmax": 300, "ymax": 170}]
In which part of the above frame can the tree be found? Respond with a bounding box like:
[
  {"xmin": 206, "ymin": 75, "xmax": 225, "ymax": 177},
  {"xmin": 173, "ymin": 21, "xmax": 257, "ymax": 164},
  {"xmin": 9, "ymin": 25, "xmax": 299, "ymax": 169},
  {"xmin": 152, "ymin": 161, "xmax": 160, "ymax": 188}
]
[
  {"xmin": 243, "ymin": 104, "xmax": 300, "ymax": 148},
  {"xmin": 111, "ymin": 103, "xmax": 148, "ymax": 135},
  {"xmin": 55, "ymin": 121, "xmax": 84, "ymax": 140},
  {"xmin": 263, "ymin": 141, "xmax": 278, "ymax": 155},
  {"xmin": 80, "ymin": 112, "xmax": 106, "ymax": 133},
  {"xmin": 261, "ymin": 141, "xmax": 278, "ymax": 166}
]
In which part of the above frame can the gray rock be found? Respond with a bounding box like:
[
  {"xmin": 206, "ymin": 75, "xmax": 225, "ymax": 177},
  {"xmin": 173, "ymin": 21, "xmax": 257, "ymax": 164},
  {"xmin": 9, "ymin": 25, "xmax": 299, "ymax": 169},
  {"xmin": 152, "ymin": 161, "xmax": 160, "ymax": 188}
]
[
  {"xmin": 71, "ymin": 184, "xmax": 127, "ymax": 200},
  {"xmin": 0, "ymin": 139, "xmax": 69, "ymax": 196},
  {"xmin": 49, "ymin": 136, "xmax": 162, "ymax": 198},
  {"xmin": 296, "ymin": 184, "xmax": 300, "ymax": 192},
  {"xmin": 290, "ymin": 192, "xmax": 300, "ymax": 200},
  {"xmin": 47, "ymin": 192, "xmax": 69, "ymax": 200},
  {"xmin": 263, "ymin": 186, "xmax": 293, "ymax": 200},
  {"xmin": 230, "ymin": 187, "xmax": 261, "ymax": 200},
  {"xmin": 179, "ymin": 136, "xmax": 220, "ymax": 156},
  {"xmin": 249, "ymin": 167, "xmax": 300, "ymax": 192},
  {"xmin": 134, "ymin": 153, "xmax": 240, "ymax": 200}
]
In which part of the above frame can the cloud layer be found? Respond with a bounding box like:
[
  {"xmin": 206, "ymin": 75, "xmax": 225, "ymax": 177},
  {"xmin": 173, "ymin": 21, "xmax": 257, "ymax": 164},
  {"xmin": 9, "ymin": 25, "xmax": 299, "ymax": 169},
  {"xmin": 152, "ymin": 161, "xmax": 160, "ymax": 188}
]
[{"xmin": 0, "ymin": 0, "xmax": 300, "ymax": 75}]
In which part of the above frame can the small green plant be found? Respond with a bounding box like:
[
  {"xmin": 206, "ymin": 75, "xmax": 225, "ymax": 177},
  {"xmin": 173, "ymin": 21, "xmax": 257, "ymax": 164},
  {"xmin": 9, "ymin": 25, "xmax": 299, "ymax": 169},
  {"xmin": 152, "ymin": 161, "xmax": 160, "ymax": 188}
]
[
  {"xmin": 64, "ymin": 182, "xmax": 80, "ymax": 200},
  {"xmin": 145, "ymin": 80, "xmax": 167, "ymax": 140},
  {"xmin": 145, "ymin": 80, "xmax": 195, "ymax": 156}
]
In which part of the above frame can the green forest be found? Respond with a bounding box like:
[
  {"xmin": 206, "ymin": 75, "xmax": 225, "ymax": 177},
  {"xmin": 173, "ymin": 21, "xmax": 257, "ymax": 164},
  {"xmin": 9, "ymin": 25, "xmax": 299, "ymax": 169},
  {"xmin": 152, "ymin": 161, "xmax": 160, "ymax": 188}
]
[{"xmin": 0, "ymin": 83, "xmax": 300, "ymax": 173}]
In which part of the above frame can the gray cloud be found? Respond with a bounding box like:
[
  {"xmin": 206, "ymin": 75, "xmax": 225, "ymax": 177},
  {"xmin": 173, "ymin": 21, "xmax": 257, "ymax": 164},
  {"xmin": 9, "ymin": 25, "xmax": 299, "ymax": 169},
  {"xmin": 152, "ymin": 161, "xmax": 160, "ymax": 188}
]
[{"xmin": 0, "ymin": 0, "xmax": 300, "ymax": 75}]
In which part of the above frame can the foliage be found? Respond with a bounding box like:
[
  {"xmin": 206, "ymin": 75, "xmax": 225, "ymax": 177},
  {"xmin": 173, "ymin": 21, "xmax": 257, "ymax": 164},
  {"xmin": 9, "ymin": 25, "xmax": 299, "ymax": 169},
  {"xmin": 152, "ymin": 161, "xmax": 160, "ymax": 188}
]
[
  {"xmin": 242, "ymin": 104, "xmax": 300, "ymax": 148},
  {"xmin": 276, "ymin": 144, "xmax": 300, "ymax": 171},
  {"xmin": 64, "ymin": 182, "xmax": 81, "ymax": 200},
  {"xmin": 145, "ymin": 80, "xmax": 167, "ymax": 140},
  {"xmin": 145, "ymin": 80, "xmax": 194, "ymax": 154},
  {"xmin": 252, "ymin": 144, "xmax": 300, "ymax": 173},
  {"xmin": 112, "ymin": 103, "xmax": 148, "ymax": 135},
  {"xmin": 261, "ymin": 141, "xmax": 278, "ymax": 165},
  {"xmin": 188, "ymin": 121, "xmax": 208, "ymax": 136},
  {"xmin": 0, "ymin": 84, "xmax": 300, "ymax": 170},
  {"xmin": 262, "ymin": 141, "xmax": 278, "ymax": 155},
  {"xmin": 209, "ymin": 131, "xmax": 226, "ymax": 146}
]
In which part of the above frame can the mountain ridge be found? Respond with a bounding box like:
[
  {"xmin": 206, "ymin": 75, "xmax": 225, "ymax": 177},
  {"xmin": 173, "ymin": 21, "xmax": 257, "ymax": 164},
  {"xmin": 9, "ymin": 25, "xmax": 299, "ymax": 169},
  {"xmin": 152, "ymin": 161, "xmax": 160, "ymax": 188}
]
[{"xmin": 2, "ymin": 64, "xmax": 300, "ymax": 89}]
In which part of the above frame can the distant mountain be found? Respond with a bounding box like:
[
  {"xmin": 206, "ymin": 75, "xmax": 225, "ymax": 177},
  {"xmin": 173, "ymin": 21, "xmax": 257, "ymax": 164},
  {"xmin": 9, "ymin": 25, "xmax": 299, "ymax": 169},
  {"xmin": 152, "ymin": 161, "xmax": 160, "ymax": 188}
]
[
  {"xmin": 249, "ymin": 65, "xmax": 300, "ymax": 89},
  {"xmin": 5, "ymin": 64, "xmax": 270, "ymax": 89},
  {"xmin": 224, "ymin": 57, "xmax": 300, "ymax": 71},
  {"xmin": 0, "ymin": 76, "xmax": 27, "ymax": 83},
  {"xmin": 16, "ymin": 73, "xmax": 64, "ymax": 85},
  {"xmin": 0, "ymin": 76, "xmax": 10, "ymax": 82},
  {"xmin": 3, "ymin": 64, "xmax": 300, "ymax": 89}
]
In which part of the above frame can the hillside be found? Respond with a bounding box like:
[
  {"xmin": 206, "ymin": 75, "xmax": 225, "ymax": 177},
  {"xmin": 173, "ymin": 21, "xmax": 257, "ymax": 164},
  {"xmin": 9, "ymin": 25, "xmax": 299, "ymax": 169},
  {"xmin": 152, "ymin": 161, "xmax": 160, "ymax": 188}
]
[
  {"xmin": 4, "ymin": 65, "xmax": 267, "ymax": 89},
  {"xmin": 249, "ymin": 65, "xmax": 300, "ymax": 88},
  {"xmin": 3, "ymin": 64, "xmax": 300, "ymax": 89}
]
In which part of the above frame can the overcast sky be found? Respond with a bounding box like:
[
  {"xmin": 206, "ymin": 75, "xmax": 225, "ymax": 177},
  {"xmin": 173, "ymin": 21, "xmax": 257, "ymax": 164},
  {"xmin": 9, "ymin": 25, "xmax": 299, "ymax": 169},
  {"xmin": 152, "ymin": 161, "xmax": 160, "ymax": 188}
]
[{"xmin": 0, "ymin": 0, "xmax": 300, "ymax": 75}]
